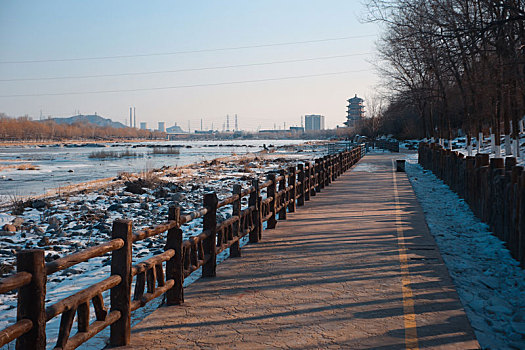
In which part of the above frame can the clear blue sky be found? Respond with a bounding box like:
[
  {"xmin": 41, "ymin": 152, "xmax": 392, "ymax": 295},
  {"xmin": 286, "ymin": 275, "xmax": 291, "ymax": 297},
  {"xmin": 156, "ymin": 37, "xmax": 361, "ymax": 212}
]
[{"xmin": 0, "ymin": 1, "xmax": 380, "ymax": 130}]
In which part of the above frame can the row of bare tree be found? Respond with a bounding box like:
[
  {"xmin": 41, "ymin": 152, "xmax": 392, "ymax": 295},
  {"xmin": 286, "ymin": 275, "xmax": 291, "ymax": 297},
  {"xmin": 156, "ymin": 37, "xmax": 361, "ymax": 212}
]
[
  {"xmin": 0, "ymin": 114, "xmax": 166, "ymax": 140},
  {"xmin": 366, "ymin": 0, "xmax": 525, "ymax": 155}
]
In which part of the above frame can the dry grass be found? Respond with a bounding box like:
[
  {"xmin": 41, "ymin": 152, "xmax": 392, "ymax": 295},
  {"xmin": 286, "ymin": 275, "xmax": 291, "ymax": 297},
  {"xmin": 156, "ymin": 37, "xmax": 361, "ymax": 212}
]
[
  {"xmin": 139, "ymin": 169, "xmax": 163, "ymax": 188},
  {"xmin": 88, "ymin": 150, "xmax": 140, "ymax": 159},
  {"xmin": 9, "ymin": 194, "xmax": 30, "ymax": 215},
  {"xmin": 0, "ymin": 162, "xmax": 40, "ymax": 171},
  {"xmin": 150, "ymin": 147, "xmax": 180, "ymax": 155},
  {"xmin": 117, "ymin": 171, "xmax": 134, "ymax": 181},
  {"xmin": 16, "ymin": 163, "xmax": 39, "ymax": 171}
]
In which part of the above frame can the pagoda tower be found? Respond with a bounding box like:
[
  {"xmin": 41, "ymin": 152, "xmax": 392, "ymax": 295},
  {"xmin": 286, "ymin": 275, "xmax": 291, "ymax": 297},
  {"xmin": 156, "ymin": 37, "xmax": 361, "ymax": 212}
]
[{"xmin": 345, "ymin": 94, "xmax": 364, "ymax": 128}]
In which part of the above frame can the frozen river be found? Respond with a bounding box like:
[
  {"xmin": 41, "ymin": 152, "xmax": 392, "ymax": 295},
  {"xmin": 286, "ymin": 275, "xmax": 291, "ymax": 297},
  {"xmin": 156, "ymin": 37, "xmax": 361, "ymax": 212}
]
[{"xmin": 0, "ymin": 139, "xmax": 304, "ymax": 200}]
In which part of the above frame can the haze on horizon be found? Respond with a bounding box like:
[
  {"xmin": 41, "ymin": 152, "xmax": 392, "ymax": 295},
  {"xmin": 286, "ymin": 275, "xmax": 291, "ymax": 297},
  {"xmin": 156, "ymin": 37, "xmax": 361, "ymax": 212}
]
[{"xmin": 0, "ymin": 1, "xmax": 380, "ymax": 131}]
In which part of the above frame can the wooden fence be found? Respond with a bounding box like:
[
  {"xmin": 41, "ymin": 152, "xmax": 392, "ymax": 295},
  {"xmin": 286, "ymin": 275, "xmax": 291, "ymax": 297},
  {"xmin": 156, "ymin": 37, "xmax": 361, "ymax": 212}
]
[
  {"xmin": 418, "ymin": 142, "xmax": 525, "ymax": 268},
  {"xmin": 0, "ymin": 145, "xmax": 365, "ymax": 349}
]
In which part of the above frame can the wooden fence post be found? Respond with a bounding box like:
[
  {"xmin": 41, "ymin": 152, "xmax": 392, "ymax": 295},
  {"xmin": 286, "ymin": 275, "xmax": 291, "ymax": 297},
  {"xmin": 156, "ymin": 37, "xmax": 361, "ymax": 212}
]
[
  {"xmin": 312, "ymin": 160, "xmax": 317, "ymax": 192},
  {"xmin": 202, "ymin": 193, "xmax": 218, "ymax": 277},
  {"xmin": 16, "ymin": 249, "xmax": 46, "ymax": 350},
  {"xmin": 505, "ymin": 165, "xmax": 519, "ymax": 255},
  {"xmin": 336, "ymin": 153, "xmax": 341, "ymax": 178},
  {"xmin": 325, "ymin": 156, "xmax": 330, "ymax": 184},
  {"xmin": 325, "ymin": 156, "xmax": 330, "ymax": 186},
  {"xmin": 278, "ymin": 169, "xmax": 287, "ymax": 220},
  {"xmin": 315, "ymin": 159, "xmax": 321, "ymax": 192},
  {"xmin": 257, "ymin": 191, "xmax": 263, "ymax": 241},
  {"xmin": 249, "ymin": 179, "xmax": 261, "ymax": 242},
  {"xmin": 330, "ymin": 155, "xmax": 335, "ymax": 182},
  {"xmin": 288, "ymin": 166, "xmax": 296, "ymax": 213},
  {"xmin": 320, "ymin": 157, "xmax": 326, "ymax": 189},
  {"xmin": 304, "ymin": 162, "xmax": 311, "ymax": 201},
  {"xmin": 110, "ymin": 219, "xmax": 133, "ymax": 347},
  {"xmin": 231, "ymin": 185, "xmax": 242, "ymax": 257},
  {"xmin": 465, "ymin": 156, "xmax": 475, "ymax": 205},
  {"xmin": 267, "ymin": 173, "xmax": 278, "ymax": 229},
  {"xmin": 297, "ymin": 164, "xmax": 305, "ymax": 207},
  {"xmin": 519, "ymin": 172, "xmax": 525, "ymax": 267},
  {"xmin": 166, "ymin": 206, "xmax": 183, "ymax": 305},
  {"xmin": 332, "ymin": 154, "xmax": 337, "ymax": 179}
]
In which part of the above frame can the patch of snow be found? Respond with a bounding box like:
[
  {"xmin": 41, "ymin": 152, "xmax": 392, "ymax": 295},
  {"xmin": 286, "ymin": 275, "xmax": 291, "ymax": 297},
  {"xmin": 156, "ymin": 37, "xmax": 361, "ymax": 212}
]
[{"xmin": 405, "ymin": 156, "xmax": 525, "ymax": 349}]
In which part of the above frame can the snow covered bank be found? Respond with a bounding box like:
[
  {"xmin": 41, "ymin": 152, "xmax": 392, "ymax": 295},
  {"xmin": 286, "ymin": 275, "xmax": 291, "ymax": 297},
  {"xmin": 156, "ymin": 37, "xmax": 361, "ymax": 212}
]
[
  {"xmin": 405, "ymin": 154, "xmax": 525, "ymax": 349},
  {"xmin": 0, "ymin": 143, "xmax": 329, "ymax": 349}
]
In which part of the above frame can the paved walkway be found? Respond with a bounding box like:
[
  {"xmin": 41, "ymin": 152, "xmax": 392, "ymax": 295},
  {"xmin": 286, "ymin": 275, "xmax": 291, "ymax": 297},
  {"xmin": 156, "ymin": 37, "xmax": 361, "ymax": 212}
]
[{"xmin": 124, "ymin": 153, "xmax": 479, "ymax": 349}]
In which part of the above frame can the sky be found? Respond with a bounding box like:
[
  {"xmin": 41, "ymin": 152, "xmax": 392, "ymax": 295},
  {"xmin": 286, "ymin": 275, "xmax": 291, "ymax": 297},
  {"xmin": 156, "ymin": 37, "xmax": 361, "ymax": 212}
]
[{"xmin": 0, "ymin": 1, "xmax": 381, "ymax": 131}]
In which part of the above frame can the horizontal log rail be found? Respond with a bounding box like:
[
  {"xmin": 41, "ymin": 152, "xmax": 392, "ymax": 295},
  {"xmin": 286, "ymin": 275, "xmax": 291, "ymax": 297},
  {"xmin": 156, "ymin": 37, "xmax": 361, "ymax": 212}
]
[
  {"xmin": 0, "ymin": 145, "xmax": 365, "ymax": 349},
  {"xmin": 45, "ymin": 239, "xmax": 124, "ymax": 275},
  {"xmin": 0, "ymin": 271, "xmax": 32, "ymax": 294},
  {"xmin": 0, "ymin": 319, "xmax": 33, "ymax": 347},
  {"xmin": 45, "ymin": 275, "xmax": 121, "ymax": 321}
]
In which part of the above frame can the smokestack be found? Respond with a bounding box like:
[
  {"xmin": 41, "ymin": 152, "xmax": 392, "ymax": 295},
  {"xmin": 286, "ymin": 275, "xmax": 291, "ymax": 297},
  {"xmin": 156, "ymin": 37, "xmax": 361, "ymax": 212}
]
[
  {"xmin": 226, "ymin": 114, "xmax": 230, "ymax": 131},
  {"xmin": 235, "ymin": 114, "xmax": 238, "ymax": 131},
  {"xmin": 201, "ymin": 118, "xmax": 203, "ymax": 131},
  {"xmin": 133, "ymin": 107, "xmax": 136, "ymax": 128},
  {"xmin": 130, "ymin": 107, "xmax": 132, "ymax": 127}
]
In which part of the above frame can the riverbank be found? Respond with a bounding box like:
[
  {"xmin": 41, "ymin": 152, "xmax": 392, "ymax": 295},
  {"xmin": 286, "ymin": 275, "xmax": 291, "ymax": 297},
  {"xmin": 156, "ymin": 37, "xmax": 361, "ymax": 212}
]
[
  {"xmin": 0, "ymin": 142, "xmax": 328, "ymax": 346},
  {"xmin": 0, "ymin": 142, "xmax": 325, "ymax": 274},
  {"xmin": 0, "ymin": 138, "xmax": 165, "ymax": 147}
]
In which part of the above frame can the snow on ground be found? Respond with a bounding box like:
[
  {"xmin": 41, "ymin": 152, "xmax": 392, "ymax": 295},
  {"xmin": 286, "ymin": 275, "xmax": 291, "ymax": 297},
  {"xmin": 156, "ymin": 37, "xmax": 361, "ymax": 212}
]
[
  {"xmin": 405, "ymin": 153, "xmax": 525, "ymax": 350},
  {"xmin": 400, "ymin": 134, "xmax": 525, "ymax": 166}
]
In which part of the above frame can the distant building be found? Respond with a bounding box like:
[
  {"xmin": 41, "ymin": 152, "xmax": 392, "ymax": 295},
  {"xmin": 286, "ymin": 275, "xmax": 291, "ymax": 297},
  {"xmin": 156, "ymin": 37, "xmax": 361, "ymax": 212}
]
[
  {"xmin": 345, "ymin": 94, "xmax": 365, "ymax": 128},
  {"xmin": 304, "ymin": 115, "xmax": 325, "ymax": 131},
  {"xmin": 258, "ymin": 129, "xmax": 283, "ymax": 134},
  {"xmin": 166, "ymin": 123, "xmax": 184, "ymax": 133},
  {"xmin": 290, "ymin": 126, "xmax": 304, "ymax": 133},
  {"xmin": 158, "ymin": 122, "xmax": 165, "ymax": 132},
  {"xmin": 140, "ymin": 122, "xmax": 147, "ymax": 130}
]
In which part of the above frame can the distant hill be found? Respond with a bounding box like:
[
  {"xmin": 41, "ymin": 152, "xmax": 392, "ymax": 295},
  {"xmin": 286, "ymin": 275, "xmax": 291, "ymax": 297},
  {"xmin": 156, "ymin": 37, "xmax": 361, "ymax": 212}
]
[{"xmin": 46, "ymin": 114, "xmax": 127, "ymax": 129}]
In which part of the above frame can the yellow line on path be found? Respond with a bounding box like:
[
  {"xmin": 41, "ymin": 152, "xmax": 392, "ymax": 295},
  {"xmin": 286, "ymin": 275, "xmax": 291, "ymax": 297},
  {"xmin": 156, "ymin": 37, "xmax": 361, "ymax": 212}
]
[{"xmin": 392, "ymin": 160, "xmax": 419, "ymax": 350}]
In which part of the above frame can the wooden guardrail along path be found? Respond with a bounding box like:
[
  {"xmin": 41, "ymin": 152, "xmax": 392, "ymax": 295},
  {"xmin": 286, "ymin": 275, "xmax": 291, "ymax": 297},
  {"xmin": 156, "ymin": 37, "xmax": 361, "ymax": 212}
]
[
  {"xmin": 124, "ymin": 152, "xmax": 478, "ymax": 349},
  {"xmin": 419, "ymin": 142, "xmax": 525, "ymax": 267},
  {"xmin": 0, "ymin": 145, "xmax": 365, "ymax": 349}
]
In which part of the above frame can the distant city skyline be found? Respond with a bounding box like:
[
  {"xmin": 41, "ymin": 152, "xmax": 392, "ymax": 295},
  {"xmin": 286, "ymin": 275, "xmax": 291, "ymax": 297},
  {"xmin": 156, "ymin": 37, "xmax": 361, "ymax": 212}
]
[{"xmin": 0, "ymin": 1, "xmax": 380, "ymax": 130}]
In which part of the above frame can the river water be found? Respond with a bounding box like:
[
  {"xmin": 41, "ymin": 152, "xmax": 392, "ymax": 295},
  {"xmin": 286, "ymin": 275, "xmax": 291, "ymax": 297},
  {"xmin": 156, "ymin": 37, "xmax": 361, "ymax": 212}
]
[{"xmin": 0, "ymin": 139, "xmax": 304, "ymax": 200}]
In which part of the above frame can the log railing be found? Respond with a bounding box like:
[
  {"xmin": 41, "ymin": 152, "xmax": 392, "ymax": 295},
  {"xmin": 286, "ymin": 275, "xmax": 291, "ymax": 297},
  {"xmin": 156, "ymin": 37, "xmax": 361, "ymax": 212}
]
[
  {"xmin": 418, "ymin": 142, "xmax": 525, "ymax": 268},
  {"xmin": 0, "ymin": 145, "xmax": 365, "ymax": 349}
]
